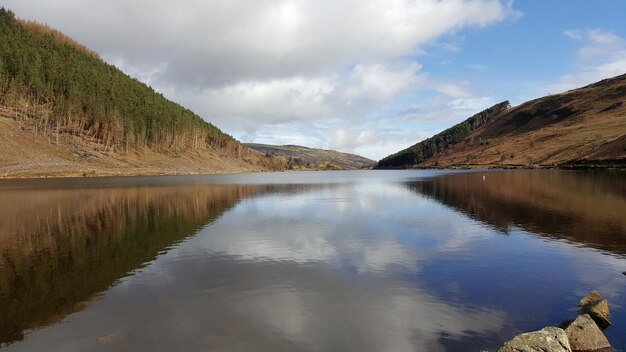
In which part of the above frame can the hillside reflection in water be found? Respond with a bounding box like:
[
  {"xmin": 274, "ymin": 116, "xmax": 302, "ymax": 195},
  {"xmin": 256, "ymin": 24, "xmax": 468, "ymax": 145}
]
[
  {"xmin": 410, "ymin": 170, "xmax": 626, "ymax": 254},
  {"xmin": 0, "ymin": 170, "xmax": 624, "ymax": 351}
]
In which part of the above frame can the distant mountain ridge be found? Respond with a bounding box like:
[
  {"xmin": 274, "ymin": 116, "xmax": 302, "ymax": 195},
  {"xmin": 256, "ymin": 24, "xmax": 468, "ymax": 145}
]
[
  {"xmin": 245, "ymin": 143, "xmax": 376, "ymax": 170},
  {"xmin": 377, "ymin": 73, "xmax": 626, "ymax": 169}
]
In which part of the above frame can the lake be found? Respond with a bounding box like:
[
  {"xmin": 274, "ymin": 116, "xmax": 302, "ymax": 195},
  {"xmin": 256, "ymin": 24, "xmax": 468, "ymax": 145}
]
[{"xmin": 0, "ymin": 170, "xmax": 625, "ymax": 351}]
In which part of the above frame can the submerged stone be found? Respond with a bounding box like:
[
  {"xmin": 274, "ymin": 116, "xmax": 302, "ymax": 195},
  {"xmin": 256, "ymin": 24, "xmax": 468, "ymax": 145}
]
[
  {"xmin": 563, "ymin": 314, "xmax": 611, "ymax": 352},
  {"xmin": 578, "ymin": 291, "xmax": 602, "ymax": 307},
  {"xmin": 497, "ymin": 327, "xmax": 572, "ymax": 352},
  {"xmin": 580, "ymin": 298, "xmax": 611, "ymax": 330},
  {"xmin": 577, "ymin": 291, "xmax": 611, "ymax": 329}
]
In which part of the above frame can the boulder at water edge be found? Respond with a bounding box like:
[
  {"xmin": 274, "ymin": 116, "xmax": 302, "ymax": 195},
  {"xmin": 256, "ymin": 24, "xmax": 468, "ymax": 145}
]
[
  {"xmin": 563, "ymin": 314, "xmax": 611, "ymax": 352},
  {"xmin": 578, "ymin": 291, "xmax": 611, "ymax": 329},
  {"xmin": 581, "ymin": 298, "xmax": 611, "ymax": 330},
  {"xmin": 497, "ymin": 327, "xmax": 572, "ymax": 352}
]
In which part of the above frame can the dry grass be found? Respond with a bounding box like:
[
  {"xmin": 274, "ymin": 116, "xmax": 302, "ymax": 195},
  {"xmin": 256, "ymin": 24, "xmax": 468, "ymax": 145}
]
[{"xmin": 0, "ymin": 118, "xmax": 268, "ymax": 178}]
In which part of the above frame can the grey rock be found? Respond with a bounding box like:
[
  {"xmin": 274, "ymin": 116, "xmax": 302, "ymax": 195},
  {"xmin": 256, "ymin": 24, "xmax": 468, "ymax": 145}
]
[
  {"xmin": 564, "ymin": 314, "xmax": 611, "ymax": 351},
  {"xmin": 497, "ymin": 327, "xmax": 572, "ymax": 352}
]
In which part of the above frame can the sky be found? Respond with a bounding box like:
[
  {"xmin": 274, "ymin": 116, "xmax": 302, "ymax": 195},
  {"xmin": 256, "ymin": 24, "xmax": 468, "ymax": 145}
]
[{"xmin": 4, "ymin": 0, "xmax": 626, "ymax": 160}]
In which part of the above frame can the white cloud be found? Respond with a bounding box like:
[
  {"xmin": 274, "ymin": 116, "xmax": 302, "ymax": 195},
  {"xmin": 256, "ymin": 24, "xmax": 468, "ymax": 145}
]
[
  {"xmin": 180, "ymin": 76, "xmax": 337, "ymax": 129},
  {"xmin": 342, "ymin": 62, "xmax": 423, "ymax": 103},
  {"xmin": 4, "ymin": 0, "xmax": 519, "ymax": 159},
  {"xmin": 4, "ymin": 0, "xmax": 516, "ymax": 86},
  {"xmin": 548, "ymin": 29, "xmax": 626, "ymax": 93},
  {"xmin": 171, "ymin": 62, "xmax": 490, "ymax": 160},
  {"xmin": 431, "ymin": 80, "xmax": 473, "ymax": 97},
  {"xmin": 394, "ymin": 96, "xmax": 495, "ymax": 126},
  {"xmin": 448, "ymin": 96, "xmax": 494, "ymax": 112},
  {"xmin": 325, "ymin": 95, "xmax": 496, "ymax": 160},
  {"xmin": 578, "ymin": 30, "xmax": 623, "ymax": 60},
  {"xmin": 563, "ymin": 29, "xmax": 584, "ymax": 41}
]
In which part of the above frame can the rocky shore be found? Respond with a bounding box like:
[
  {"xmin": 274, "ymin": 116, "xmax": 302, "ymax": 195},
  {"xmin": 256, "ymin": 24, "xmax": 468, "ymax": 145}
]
[{"xmin": 498, "ymin": 291, "xmax": 614, "ymax": 352}]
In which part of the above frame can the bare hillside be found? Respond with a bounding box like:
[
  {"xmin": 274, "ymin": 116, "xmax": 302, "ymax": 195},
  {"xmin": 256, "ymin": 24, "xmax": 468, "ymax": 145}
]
[
  {"xmin": 0, "ymin": 117, "xmax": 272, "ymax": 178},
  {"xmin": 380, "ymin": 73, "xmax": 626, "ymax": 169}
]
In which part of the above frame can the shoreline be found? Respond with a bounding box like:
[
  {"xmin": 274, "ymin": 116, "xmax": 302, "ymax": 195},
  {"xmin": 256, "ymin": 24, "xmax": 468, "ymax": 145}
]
[
  {"xmin": 375, "ymin": 162, "xmax": 626, "ymax": 171},
  {"xmin": 0, "ymin": 168, "xmax": 260, "ymax": 180},
  {"xmin": 2, "ymin": 164, "xmax": 624, "ymax": 181}
]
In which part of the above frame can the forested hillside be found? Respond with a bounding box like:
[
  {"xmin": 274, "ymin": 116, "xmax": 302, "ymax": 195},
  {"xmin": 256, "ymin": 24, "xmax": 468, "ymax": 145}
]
[
  {"xmin": 377, "ymin": 101, "xmax": 510, "ymax": 168},
  {"xmin": 0, "ymin": 8, "xmax": 284, "ymax": 176}
]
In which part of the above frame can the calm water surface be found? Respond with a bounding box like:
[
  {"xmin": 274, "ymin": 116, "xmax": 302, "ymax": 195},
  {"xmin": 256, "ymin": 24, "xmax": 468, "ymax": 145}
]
[{"xmin": 0, "ymin": 170, "xmax": 625, "ymax": 351}]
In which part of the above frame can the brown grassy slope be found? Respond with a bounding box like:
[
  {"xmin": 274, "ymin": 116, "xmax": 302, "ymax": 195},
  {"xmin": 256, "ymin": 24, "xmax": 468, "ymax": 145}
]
[
  {"xmin": 0, "ymin": 117, "xmax": 273, "ymax": 178},
  {"xmin": 417, "ymin": 74, "xmax": 626, "ymax": 168}
]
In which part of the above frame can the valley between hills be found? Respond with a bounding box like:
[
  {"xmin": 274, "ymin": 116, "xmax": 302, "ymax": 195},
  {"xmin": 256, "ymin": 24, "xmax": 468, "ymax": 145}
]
[{"xmin": 0, "ymin": 7, "xmax": 624, "ymax": 178}]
